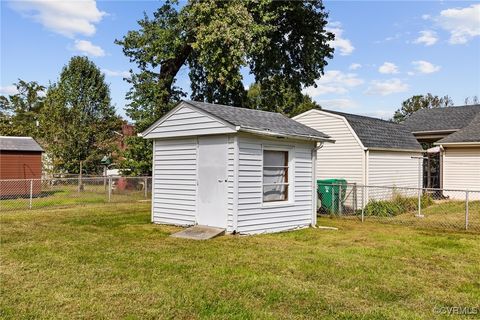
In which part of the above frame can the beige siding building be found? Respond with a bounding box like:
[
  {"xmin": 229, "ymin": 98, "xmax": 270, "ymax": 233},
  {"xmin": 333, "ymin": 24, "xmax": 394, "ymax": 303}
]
[
  {"xmin": 294, "ymin": 109, "xmax": 424, "ymax": 201},
  {"xmin": 404, "ymin": 105, "xmax": 480, "ymax": 199}
]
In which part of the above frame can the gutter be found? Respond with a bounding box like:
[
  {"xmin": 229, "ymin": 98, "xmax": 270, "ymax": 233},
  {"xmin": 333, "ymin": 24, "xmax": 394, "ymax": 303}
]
[
  {"xmin": 365, "ymin": 147, "xmax": 424, "ymax": 153},
  {"xmin": 434, "ymin": 141, "xmax": 480, "ymax": 146}
]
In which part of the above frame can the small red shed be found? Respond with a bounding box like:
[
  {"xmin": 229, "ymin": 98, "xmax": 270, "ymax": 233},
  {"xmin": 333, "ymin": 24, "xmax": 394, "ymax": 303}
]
[{"xmin": 0, "ymin": 136, "xmax": 44, "ymax": 197}]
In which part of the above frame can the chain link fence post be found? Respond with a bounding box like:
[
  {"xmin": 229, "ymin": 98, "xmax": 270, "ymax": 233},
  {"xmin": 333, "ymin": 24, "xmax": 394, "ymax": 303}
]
[
  {"xmin": 339, "ymin": 184, "xmax": 342, "ymax": 216},
  {"xmin": 465, "ymin": 190, "xmax": 469, "ymax": 230},
  {"xmin": 361, "ymin": 185, "xmax": 365, "ymax": 223},
  {"xmin": 108, "ymin": 177, "xmax": 112, "ymax": 203},
  {"xmin": 29, "ymin": 179, "xmax": 33, "ymax": 209},
  {"xmin": 144, "ymin": 176, "xmax": 148, "ymax": 199}
]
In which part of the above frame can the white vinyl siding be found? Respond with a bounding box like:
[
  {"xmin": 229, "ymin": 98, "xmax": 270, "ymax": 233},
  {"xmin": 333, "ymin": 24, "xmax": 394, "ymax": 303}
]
[
  {"xmin": 443, "ymin": 147, "xmax": 480, "ymax": 200},
  {"xmin": 236, "ymin": 135, "xmax": 314, "ymax": 234},
  {"xmin": 148, "ymin": 105, "xmax": 236, "ymax": 138},
  {"xmin": 152, "ymin": 138, "xmax": 197, "ymax": 226},
  {"xmin": 294, "ymin": 111, "xmax": 364, "ymax": 185},
  {"xmin": 368, "ymin": 151, "xmax": 421, "ymax": 199},
  {"xmin": 368, "ymin": 151, "xmax": 421, "ymax": 187}
]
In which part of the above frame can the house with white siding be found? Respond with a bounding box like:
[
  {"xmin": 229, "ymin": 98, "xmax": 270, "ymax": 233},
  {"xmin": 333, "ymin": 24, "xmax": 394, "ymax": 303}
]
[
  {"xmin": 403, "ymin": 105, "xmax": 480, "ymax": 199},
  {"xmin": 141, "ymin": 101, "xmax": 334, "ymax": 234},
  {"xmin": 293, "ymin": 109, "xmax": 424, "ymax": 201}
]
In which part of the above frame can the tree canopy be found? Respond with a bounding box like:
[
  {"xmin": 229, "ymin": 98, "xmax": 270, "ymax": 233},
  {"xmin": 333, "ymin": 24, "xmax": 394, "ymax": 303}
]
[
  {"xmin": 115, "ymin": 0, "xmax": 332, "ymax": 175},
  {"xmin": 0, "ymin": 80, "xmax": 45, "ymax": 137},
  {"xmin": 41, "ymin": 56, "xmax": 122, "ymax": 174},
  {"xmin": 392, "ymin": 93, "xmax": 453, "ymax": 123},
  {"xmin": 116, "ymin": 0, "xmax": 333, "ymax": 131}
]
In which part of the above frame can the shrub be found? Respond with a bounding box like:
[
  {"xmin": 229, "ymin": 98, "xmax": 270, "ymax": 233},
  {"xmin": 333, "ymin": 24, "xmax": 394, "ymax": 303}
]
[{"xmin": 364, "ymin": 192, "xmax": 433, "ymax": 217}]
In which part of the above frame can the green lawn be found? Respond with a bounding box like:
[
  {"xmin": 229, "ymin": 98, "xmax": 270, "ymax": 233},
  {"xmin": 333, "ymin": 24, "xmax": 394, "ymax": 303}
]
[
  {"xmin": 1, "ymin": 203, "xmax": 479, "ymax": 319},
  {"xmin": 0, "ymin": 185, "xmax": 149, "ymax": 211},
  {"xmin": 356, "ymin": 200, "xmax": 480, "ymax": 232}
]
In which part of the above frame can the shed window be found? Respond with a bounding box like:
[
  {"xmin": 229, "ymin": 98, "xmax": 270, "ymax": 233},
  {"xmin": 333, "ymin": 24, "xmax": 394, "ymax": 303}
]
[{"xmin": 263, "ymin": 150, "xmax": 289, "ymax": 202}]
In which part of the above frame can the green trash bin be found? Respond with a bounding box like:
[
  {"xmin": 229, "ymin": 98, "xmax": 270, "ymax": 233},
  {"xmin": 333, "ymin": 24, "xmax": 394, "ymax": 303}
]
[{"xmin": 317, "ymin": 179, "xmax": 347, "ymax": 214}]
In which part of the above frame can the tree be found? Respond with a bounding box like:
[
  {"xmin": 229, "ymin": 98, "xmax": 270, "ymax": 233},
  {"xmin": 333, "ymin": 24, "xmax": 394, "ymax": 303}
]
[
  {"xmin": 393, "ymin": 93, "xmax": 453, "ymax": 123},
  {"xmin": 117, "ymin": 136, "xmax": 153, "ymax": 176},
  {"xmin": 247, "ymin": 81, "xmax": 320, "ymax": 117},
  {"xmin": 0, "ymin": 80, "xmax": 45, "ymax": 137},
  {"xmin": 464, "ymin": 96, "xmax": 479, "ymax": 105},
  {"xmin": 41, "ymin": 56, "xmax": 122, "ymax": 174},
  {"xmin": 116, "ymin": 0, "xmax": 334, "ymax": 175},
  {"xmin": 116, "ymin": 0, "xmax": 333, "ymax": 123}
]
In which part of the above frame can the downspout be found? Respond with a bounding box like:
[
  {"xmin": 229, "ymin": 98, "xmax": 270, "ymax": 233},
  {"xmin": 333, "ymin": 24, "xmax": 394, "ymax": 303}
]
[
  {"xmin": 311, "ymin": 142, "xmax": 324, "ymax": 227},
  {"xmin": 365, "ymin": 149, "xmax": 369, "ymax": 204}
]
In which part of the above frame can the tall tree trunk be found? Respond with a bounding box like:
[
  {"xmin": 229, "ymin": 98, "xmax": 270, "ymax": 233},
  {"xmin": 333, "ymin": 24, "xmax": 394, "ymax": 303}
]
[{"xmin": 157, "ymin": 44, "xmax": 192, "ymax": 106}]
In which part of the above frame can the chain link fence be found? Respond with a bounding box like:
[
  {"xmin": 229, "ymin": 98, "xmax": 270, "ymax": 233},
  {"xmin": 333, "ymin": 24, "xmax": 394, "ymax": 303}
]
[
  {"xmin": 317, "ymin": 183, "xmax": 479, "ymax": 232},
  {"xmin": 0, "ymin": 176, "xmax": 152, "ymax": 212}
]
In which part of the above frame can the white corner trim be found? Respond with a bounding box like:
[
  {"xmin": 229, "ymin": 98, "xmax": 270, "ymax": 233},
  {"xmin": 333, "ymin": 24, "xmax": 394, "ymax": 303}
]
[
  {"xmin": 150, "ymin": 139, "xmax": 155, "ymax": 223},
  {"xmin": 232, "ymin": 135, "xmax": 239, "ymax": 232}
]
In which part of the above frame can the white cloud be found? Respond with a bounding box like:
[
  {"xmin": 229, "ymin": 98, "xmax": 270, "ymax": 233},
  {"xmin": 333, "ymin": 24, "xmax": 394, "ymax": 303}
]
[
  {"xmin": 438, "ymin": 4, "xmax": 480, "ymax": 44},
  {"xmin": 0, "ymin": 85, "xmax": 19, "ymax": 96},
  {"xmin": 10, "ymin": 0, "xmax": 105, "ymax": 38},
  {"xmin": 74, "ymin": 40, "xmax": 105, "ymax": 57},
  {"xmin": 378, "ymin": 62, "xmax": 399, "ymax": 74},
  {"xmin": 317, "ymin": 99, "xmax": 358, "ymax": 110},
  {"xmin": 365, "ymin": 79, "xmax": 409, "ymax": 96},
  {"xmin": 422, "ymin": 14, "xmax": 431, "ymax": 20},
  {"xmin": 414, "ymin": 30, "xmax": 438, "ymax": 46},
  {"xmin": 102, "ymin": 69, "xmax": 130, "ymax": 78},
  {"xmin": 303, "ymin": 70, "xmax": 364, "ymax": 97},
  {"xmin": 412, "ymin": 60, "xmax": 441, "ymax": 74},
  {"xmin": 327, "ymin": 22, "xmax": 355, "ymax": 56},
  {"xmin": 349, "ymin": 63, "xmax": 362, "ymax": 70}
]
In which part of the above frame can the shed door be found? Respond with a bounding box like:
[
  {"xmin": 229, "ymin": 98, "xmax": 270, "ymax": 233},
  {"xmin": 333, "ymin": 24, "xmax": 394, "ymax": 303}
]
[{"xmin": 197, "ymin": 136, "xmax": 228, "ymax": 228}]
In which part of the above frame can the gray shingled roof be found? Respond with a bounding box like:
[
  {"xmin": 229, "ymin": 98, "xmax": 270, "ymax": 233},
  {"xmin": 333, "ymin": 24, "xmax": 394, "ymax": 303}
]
[
  {"xmin": 403, "ymin": 105, "xmax": 480, "ymax": 133},
  {"xmin": 185, "ymin": 101, "xmax": 332, "ymax": 141},
  {"xmin": 0, "ymin": 136, "xmax": 44, "ymax": 152},
  {"xmin": 322, "ymin": 110, "xmax": 423, "ymax": 151},
  {"xmin": 437, "ymin": 112, "xmax": 480, "ymax": 144}
]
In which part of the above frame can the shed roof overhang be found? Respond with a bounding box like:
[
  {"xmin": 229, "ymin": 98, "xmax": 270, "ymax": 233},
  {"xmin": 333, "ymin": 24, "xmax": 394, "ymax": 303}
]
[{"xmin": 141, "ymin": 101, "xmax": 335, "ymax": 143}]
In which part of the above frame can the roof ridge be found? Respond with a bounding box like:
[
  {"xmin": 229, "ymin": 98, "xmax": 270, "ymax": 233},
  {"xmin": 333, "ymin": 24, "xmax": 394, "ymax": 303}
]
[
  {"xmin": 321, "ymin": 108, "xmax": 402, "ymax": 125},
  {"xmin": 185, "ymin": 100, "xmax": 290, "ymax": 117}
]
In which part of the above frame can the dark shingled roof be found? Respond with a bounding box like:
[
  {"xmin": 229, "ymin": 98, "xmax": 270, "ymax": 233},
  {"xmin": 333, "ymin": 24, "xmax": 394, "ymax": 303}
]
[
  {"xmin": 403, "ymin": 105, "xmax": 480, "ymax": 133},
  {"xmin": 185, "ymin": 101, "xmax": 331, "ymax": 141},
  {"xmin": 437, "ymin": 112, "xmax": 480, "ymax": 144},
  {"xmin": 322, "ymin": 110, "xmax": 423, "ymax": 151},
  {"xmin": 0, "ymin": 136, "xmax": 44, "ymax": 152}
]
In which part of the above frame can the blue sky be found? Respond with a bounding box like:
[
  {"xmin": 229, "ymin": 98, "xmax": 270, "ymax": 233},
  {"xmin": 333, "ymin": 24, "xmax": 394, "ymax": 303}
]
[{"xmin": 1, "ymin": 1, "xmax": 479, "ymax": 120}]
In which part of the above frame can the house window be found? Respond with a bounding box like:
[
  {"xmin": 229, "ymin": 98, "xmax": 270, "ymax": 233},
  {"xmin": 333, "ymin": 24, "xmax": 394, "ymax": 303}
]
[{"xmin": 263, "ymin": 150, "xmax": 289, "ymax": 202}]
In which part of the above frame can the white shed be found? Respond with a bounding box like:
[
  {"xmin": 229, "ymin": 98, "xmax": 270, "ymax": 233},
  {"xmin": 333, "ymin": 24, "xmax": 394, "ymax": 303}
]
[
  {"xmin": 142, "ymin": 101, "xmax": 333, "ymax": 234},
  {"xmin": 293, "ymin": 109, "xmax": 424, "ymax": 201}
]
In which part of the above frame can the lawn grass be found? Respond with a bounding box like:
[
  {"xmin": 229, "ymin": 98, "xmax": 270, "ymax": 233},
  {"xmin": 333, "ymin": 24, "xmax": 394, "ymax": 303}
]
[
  {"xmin": 361, "ymin": 200, "xmax": 480, "ymax": 232},
  {"xmin": 0, "ymin": 185, "xmax": 148, "ymax": 211},
  {"xmin": 1, "ymin": 203, "xmax": 479, "ymax": 319}
]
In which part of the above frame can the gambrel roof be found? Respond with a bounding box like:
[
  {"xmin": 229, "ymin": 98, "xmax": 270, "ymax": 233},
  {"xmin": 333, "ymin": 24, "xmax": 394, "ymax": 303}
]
[
  {"xmin": 319, "ymin": 110, "xmax": 423, "ymax": 151},
  {"xmin": 143, "ymin": 101, "xmax": 333, "ymax": 142}
]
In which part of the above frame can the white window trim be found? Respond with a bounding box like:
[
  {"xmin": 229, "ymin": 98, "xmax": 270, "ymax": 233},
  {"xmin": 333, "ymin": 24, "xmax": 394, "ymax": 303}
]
[{"xmin": 261, "ymin": 144, "xmax": 295, "ymax": 207}]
